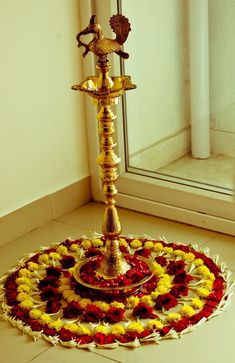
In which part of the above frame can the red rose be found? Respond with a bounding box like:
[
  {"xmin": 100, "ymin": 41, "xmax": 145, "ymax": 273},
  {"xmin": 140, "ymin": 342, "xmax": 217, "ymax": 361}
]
[
  {"xmin": 133, "ymin": 303, "xmax": 156, "ymax": 318},
  {"xmin": 167, "ymin": 260, "xmax": 185, "ymax": 275},
  {"xmin": 59, "ymin": 327, "xmax": 76, "ymax": 341},
  {"xmin": 11, "ymin": 306, "xmax": 29, "ymax": 320},
  {"xmin": 61, "ymin": 255, "xmax": 76, "ymax": 269},
  {"xmin": 63, "ymin": 301, "xmax": 83, "ymax": 319},
  {"xmin": 29, "ymin": 319, "xmax": 43, "ymax": 332},
  {"xmin": 105, "ymin": 307, "xmax": 125, "ymax": 323},
  {"xmin": 83, "ymin": 304, "xmax": 105, "ymax": 323},
  {"xmin": 135, "ymin": 248, "xmax": 152, "ymax": 258},
  {"xmin": 77, "ymin": 335, "xmax": 94, "ymax": 345},
  {"xmin": 170, "ymin": 284, "xmax": 189, "ymax": 298},
  {"xmin": 155, "ymin": 293, "xmax": 178, "ymax": 310},
  {"xmin": 155, "ymin": 256, "xmax": 168, "ymax": 267},
  {"xmin": 142, "ymin": 275, "xmax": 159, "ymax": 294},
  {"xmin": 170, "ymin": 317, "xmax": 190, "ymax": 332},
  {"xmin": 173, "ymin": 271, "xmax": 193, "ymax": 284},
  {"xmin": 43, "ymin": 326, "xmax": 57, "ymax": 336}
]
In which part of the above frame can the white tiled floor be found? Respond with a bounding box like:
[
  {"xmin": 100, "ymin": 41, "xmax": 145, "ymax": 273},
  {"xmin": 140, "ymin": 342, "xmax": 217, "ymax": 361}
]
[
  {"xmin": 158, "ymin": 154, "xmax": 235, "ymax": 190},
  {"xmin": 0, "ymin": 202, "xmax": 234, "ymax": 363}
]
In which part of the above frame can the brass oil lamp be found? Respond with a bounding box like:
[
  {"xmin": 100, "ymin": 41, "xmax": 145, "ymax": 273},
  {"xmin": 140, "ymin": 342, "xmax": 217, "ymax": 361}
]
[{"xmin": 72, "ymin": 14, "xmax": 153, "ymax": 294}]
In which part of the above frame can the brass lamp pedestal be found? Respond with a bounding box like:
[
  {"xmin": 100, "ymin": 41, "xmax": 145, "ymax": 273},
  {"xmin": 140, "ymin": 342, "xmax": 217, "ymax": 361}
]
[{"xmin": 72, "ymin": 14, "xmax": 152, "ymax": 292}]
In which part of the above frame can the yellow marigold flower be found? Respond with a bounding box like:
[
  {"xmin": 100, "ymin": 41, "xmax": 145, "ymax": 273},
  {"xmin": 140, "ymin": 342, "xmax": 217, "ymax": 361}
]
[
  {"xmin": 48, "ymin": 319, "xmax": 63, "ymax": 332},
  {"xmin": 160, "ymin": 274, "xmax": 172, "ymax": 283},
  {"xmin": 94, "ymin": 301, "xmax": 110, "ymax": 312},
  {"xmin": 192, "ymin": 297, "xmax": 204, "ymax": 309},
  {"xmin": 29, "ymin": 309, "xmax": 42, "ymax": 319},
  {"xmin": 153, "ymin": 243, "xmax": 163, "ymax": 252},
  {"xmin": 79, "ymin": 298, "xmax": 92, "ymax": 308},
  {"xmin": 126, "ymin": 296, "xmax": 140, "ymax": 308},
  {"xmin": 49, "ymin": 252, "xmax": 61, "ymax": 261},
  {"xmin": 40, "ymin": 314, "xmax": 52, "ymax": 324},
  {"xmin": 167, "ymin": 313, "xmax": 181, "ymax": 322},
  {"xmin": 203, "ymin": 280, "xmax": 213, "ymax": 290},
  {"xmin": 111, "ymin": 324, "xmax": 125, "ymax": 335},
  {"xmin": 208, "ymin": 272, "xmax": 215, "ymax": 281},
  {"xmin": 92, "ymin": 238, "xmax": 104, "ymax": 247},
  {"xmin": 119, "ymin": 238, "xmax": 128, "ymax": 247},
  {"xmin": 148, "ymin": 319, "xmax": 163, "ymax": 330},
  {"xmin": 152, "ymin": 262, "xmax": 165, "ymax": 277},
  {"xmin": 38, "ymin": 254, "xmax": 49, "ymax": 263},
  {"xmin": 144, "ymin": 241, "xmax": 154, "ymax": 249},
  {"xmin": 16, "ymin": 292, "xmax": 30, "ymax": 301},
  {"xmin": 17, "ymin": 285, "xmax": 31, "ymax": 293},
  {"xmin": 63, "ymin": 290, "xmax": 74, "ymax": 299},
  {"xmin": 174, "ymin": 249, "xmax": 185, "ymax": 256},
  {"xmin": 68, "ymin": 267, "xmax": 75, "ymax": 275},
  {"xmin": 94, "ymin": 325, "xmax": 109, "ymax": 335},
  {"xmin": 196, "ymin": 287, "xmax": 210, "ymax": 298},
  {"xmin": 130, "ymin": 239, "xmax": 142, "ymax": 249},
  {"xmin": 67, "ymin": 294, "xmax": 79, "ymax": 303},
  {"xmin": 28, "ymin": 262, "xmax": 40, "ymax": 271},
  {"xmin": 182, "ymin": 253, "xmax": 195, "ymax": 262},
  {"xmin": 19, "ymin": 299, "xmax": 33, "ymax": 309},
  {"xmin": 60, "ymin": 277, "xmax": 70, "ymax": 285},
  {"xmin": 58, "ymin": 284, "xmax": 71, "ymax": 293},
  {"xmin": 150, "ymin": 291, "xmax": 159, "ymax": 300},
  {"xmin": 56, "ymin": 245, "xmax": 68, "ymax": 255},
  {"xmin": 18, "ymin": 268, "xmax": 32, "ymax": 278},
  {"xmin": 69, "ymin": 243, "xmax": 79, "ymax": 252},
  {"xmin": 140, "ymin": 295, "xmax": 153, "ymax": 306},
  {"xmin": 81, "ymin": 240, "xmax": 92, "ymax": 249},
  {"xmin": 110, "ymin": 301, "xmax": 125, "ymax": 309},
  {"xmin": 156, "ymin": 285, "xmax": 168, "ymax": 294},
  {"xmin": 16, "ymin": 277, "xmax": 31, "ymax": 286},
  {"xmin": 77, "ymin": 324, "xmax": 91, "ymax": 336},
  {"xmin": 181, "ymin": 305, "xmax": 195, "ymax": 317},
  {"xmin": 127, "ymin": 322, "xmax": 144, "ymax": 333},
  {"xmin": 195, "ymin": 265, "xmax": 211, "ymax": 277},
  {"xmin": 163, "ymin": 247, "xmax": 173, "ymax": 254},
  {"xmin": 63, "ymin": 323, "xmax": 79, "ymax": 333},
  {"xmin": 194, "ymin": 258, "xmax": 204, "ymax": 266}
]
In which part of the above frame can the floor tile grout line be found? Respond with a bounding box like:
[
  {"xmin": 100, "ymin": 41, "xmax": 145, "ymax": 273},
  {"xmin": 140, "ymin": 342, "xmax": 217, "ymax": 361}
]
[
  {"xmin": 93, "ymin": 351, "xmax": 124, "ymax": 363},
  {"xmin": 26, "ymin": 346, "xmax": 52, "ymax": 363}
]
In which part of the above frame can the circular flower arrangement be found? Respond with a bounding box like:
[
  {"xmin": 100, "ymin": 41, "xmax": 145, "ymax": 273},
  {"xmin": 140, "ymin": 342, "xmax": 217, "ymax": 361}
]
[{"xmin": 0, "ymin": 236, "xmax": 233, "ymax": 349}]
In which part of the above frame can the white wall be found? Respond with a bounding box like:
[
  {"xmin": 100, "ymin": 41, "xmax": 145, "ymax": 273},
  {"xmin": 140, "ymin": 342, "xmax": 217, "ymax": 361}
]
[
  {"xmin": 122, "ymin": 0, "xmax": 190, "ymax": 159},
  {"xmin": 209, "ymin": 0, "xmax": 235, "ymax": 157},
  {"xmin": 0, "ymin": 0, "xmax": 89, "ymax": 216}
]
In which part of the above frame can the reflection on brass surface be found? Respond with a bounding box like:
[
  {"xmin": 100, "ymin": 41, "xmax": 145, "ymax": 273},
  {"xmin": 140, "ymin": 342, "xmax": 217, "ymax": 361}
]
[{"xmin": 73, "ymin": 14, "xmax": 141, "ymax": 282}]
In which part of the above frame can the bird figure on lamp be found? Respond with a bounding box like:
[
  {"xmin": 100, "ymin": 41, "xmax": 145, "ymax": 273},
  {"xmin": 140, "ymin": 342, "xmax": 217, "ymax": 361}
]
[{"xmin": 76, "ymin": 14, "xmax": 131, "ymax": 59}]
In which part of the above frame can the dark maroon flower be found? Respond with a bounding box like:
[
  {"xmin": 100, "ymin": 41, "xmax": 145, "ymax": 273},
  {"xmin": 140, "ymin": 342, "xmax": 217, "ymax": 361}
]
[
  {"xmin": 167, "ymin": 260, "xmax": 185, "ymax": 275},
  {"xmin": 155, "ymin": 293, "xmax": 178, "ymax": 310},
  {"xmin": 46, "ymin": 299, "xmax": 62, "ymax": 314},
  {"xmin": 133, "ymin": 303, "xmax": 156, "ymax": 318},
  {"xmin": 119, "ymin": 245, "xmax": 129, "ymax": 254},
  {"xmin": 170, "ymin": 284, "xmax": 189, "ymax": 298},
  {"xmin": 6, "ymin": 290, "xmax": 18, "ymax": 305},
  {"xmin": 142, "ymin": 275, "xmax": 159, "ymax": 294},
  {"xmin": 43, "ymin": 326, "xmax": 57, "ymax": 336},
  {"xmin": 46, "ymin": 266, "xmax": 62, "ymax": 278},
  {"xmin": 155, "ymin": 256, "xmax": 168, "ymax": 267},
  {"xmin": 29, "ymin": 319, "xmax": 43, "ymax": 331},
  {"xmin": 105, "ymin": 307, "xmax": 125, "ymax": 323},
  {"xmin": 63, "ymin": 301, "xmax": 83, "ymax": 319},
  {"xmin": 160, "ymin": 326, "xmax": 172, "ymax": 336},
  {"xmin": 77, "ymin": 335, "xmax": 94, "ymax": 345},
  {"xmin": 59, "ymin": 327, "xmax": 76, "ymax": 341},
  {"xmin": 61, "ymin": 255, "xmax": 76, "ymax": 269},
  {"xmin": 85, "ymin": 247, "xmax": 103, "ymax": 258},
  {"xmin": 135, "ymin": 248, "xmax": 152, "ymax": 258},
  {"xmin": 94, "ymin": 333, "xmax": 107, "ymax": 345},
  {"xmin": 40, "ymin": 287, "xmax": 59, "ymax": 301},
  {"xmin": 11, "ymin": 306, "xmax": 29, "ymax": 320},
  {"xmin": 173, "ymin": 271, "xmax": 193, "ymax": 284},
  {"xmin": 83, "ymin": 304, "xmax": 104, "ymax": 322},
  {"xmin": 38, "ymin": 276, "xmax": 58, "ymax": 289}
]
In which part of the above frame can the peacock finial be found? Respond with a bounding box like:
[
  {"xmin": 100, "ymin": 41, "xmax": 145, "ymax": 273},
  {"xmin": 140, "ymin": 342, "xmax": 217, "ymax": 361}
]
[{"xmin": 76, "ymin": 14, "xmax": 131, "ymax": 59}]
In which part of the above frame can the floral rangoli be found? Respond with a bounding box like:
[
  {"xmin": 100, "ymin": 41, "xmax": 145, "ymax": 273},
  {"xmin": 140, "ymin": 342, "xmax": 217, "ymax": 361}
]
[{"xmin": 0, "ymin": 236, "xmax": 233, "ymax": 349}]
